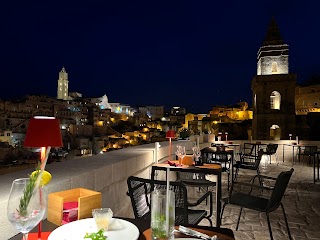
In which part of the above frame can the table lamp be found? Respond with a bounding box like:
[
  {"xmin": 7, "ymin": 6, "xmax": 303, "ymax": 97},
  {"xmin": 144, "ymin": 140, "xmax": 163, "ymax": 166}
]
[
  {"xmin": 23, "ymin": 116, "xmax": 63, "ymax": 240},
  {"xmin": 166, "ymin": 130, "xmax": 175, "ymax": 161}
]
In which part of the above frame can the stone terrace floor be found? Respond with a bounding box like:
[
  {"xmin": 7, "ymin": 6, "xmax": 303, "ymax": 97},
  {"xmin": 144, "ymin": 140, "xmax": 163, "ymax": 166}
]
[{"xmin": 188, "ymin": 158, "xmax": 320, "ymax": 240}]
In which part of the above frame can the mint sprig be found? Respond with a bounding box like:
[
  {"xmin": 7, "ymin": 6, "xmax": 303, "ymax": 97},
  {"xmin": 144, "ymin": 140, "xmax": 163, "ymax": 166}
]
[
  {"xmin": 18, "ymin": 164, "xmax": 41, "ymax": 217},
  {"xmin": 84, "ymin": 229, "xmax": 107, "ymax": 240}
]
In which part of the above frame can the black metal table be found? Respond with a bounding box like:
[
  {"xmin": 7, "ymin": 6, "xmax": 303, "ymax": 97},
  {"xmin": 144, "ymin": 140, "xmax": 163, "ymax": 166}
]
[{"xmin": 151, "ymin": 162, "xmax": 222, "ymax": 227}]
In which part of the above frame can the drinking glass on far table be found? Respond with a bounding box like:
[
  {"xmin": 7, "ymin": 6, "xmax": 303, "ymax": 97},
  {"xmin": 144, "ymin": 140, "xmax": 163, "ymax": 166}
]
[
  {"xmin": 7, "ymin": 178, "xmax": 46, "ymax": 240},
  {"xmin": 192, "ymin": 146, "xmax": 201, "ymax": 165},
  {"xmin": 175, "ymin": 145, "xmax": 186, "ymax": 165}
]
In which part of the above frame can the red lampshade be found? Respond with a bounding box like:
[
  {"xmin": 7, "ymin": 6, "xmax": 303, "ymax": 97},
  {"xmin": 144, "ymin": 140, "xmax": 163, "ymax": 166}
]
[
  {"xmin": 24, "ymin": 116, "xmax": 63, "ymax": 148},
  {"xmin": 166, "ymin": 130, "xmax": 176, "ymax": 139}
]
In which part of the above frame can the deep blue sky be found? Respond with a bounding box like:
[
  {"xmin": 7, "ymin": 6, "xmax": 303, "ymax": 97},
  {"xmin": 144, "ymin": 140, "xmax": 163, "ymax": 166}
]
[{"xmin": 1, "ymin": 1, "xmax": 319, "ymax": 113}]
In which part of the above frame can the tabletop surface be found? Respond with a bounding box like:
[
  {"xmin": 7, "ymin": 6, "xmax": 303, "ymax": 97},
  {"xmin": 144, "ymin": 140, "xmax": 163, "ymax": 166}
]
[
  {"xmin": 142, "ymin": 226, "xmax": 235, "ymax": 240},
  {"xmin": 152, "ymin": 162, "xmax": 222, "ymax": 174},
  {"xmin": 11, "ymin": 218, "xmax": 235, "ymax": 240},
  {"xmin": 201, "ymin": 147, "xmax": 234, "ymax": 153}
]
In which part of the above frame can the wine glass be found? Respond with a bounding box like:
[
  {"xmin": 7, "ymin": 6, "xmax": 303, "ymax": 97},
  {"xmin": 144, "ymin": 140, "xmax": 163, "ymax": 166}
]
[
  {"xmin": 175, "ymin": 145, "xmax": 181, "ymax": 163},
  {"xmin": 7, "ymin": 178, "xmax": 46, "ymax": 240},
  {"xmin": 193, "ymin": 146, "xmax": 201, "ymax": 164},
  {"xmin": 178, "ymin": 146, "xmax": 186, "ymax": 165}
]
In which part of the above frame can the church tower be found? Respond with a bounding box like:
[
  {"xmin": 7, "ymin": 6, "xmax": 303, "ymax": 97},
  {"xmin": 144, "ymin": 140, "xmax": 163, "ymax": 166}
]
[
  {"xmin": 251, "ymin": 17, "xmax": 296, "ymax": 140},
  {"xmin": 57, "ymin": 67, "xmax": 69, "ymax": 100}
]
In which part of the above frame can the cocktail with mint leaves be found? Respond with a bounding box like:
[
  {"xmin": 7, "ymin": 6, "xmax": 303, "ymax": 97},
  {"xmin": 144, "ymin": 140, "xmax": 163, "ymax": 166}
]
[{"xmin": 151, "ymin": 189, "xmax": 175, "ymax": 240}]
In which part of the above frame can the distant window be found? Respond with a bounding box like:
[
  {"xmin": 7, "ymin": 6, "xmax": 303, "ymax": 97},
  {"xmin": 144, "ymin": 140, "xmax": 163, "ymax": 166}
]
[
  {"xmin": 6, "ymin": 132, "xmax": 10, "ymax": 136},
  {"xmin": 315, "ymin": 102, "xmax": 318, "ymax": 107},
  {"xmin": 303, "ymin": 100, "xmax": 307, "ymax": 106},
  {"xmin": 254, "ymin": 94, "xmax": 257, "ymax": 110},
  {"xmin": 270, "ymin": 91, "xmax": 281, "ymax": 110},
  {"xmin": 271, "ymin": 62, "xmax": 278, "ymax": 73}
]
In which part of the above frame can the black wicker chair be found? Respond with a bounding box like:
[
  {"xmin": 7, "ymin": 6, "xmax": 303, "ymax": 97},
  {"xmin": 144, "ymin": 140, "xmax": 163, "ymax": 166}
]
[
  {"xmin": 127, "ymin": 176, "xmax": 213, "ymax": 226},
  {"xmin": 297, "ymin": 145, "xmax": 318, "ymax": 165},
  {"xmin": 201, "ymin": 146, "xmax": 232, "ymax": 189},
  {"xmin": 233, "ymin": 149, "xmax": 264, "ymax": 185},
  {"xmin": 263, "ymin": 144, "xmax": 279, "ymax": 164},
  {"xmin": 221, "ymin": 168, "xmax": 294, "ymax": 240}
]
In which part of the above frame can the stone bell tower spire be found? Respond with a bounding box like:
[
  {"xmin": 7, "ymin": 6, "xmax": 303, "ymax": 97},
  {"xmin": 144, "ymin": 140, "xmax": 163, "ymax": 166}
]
[
  {"xmin": 252, "ymin": 17, "xmax": 296, "ymax": 140},
  {"xmin": 57, "ymin": 67, "xmax": 69, "ymax": 100},
  {"xmin": 257, "ymin": 16, "xmax": 289, "ymax": 75}
]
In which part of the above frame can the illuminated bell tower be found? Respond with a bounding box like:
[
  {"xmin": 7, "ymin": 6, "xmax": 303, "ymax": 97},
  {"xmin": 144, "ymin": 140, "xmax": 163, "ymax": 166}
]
[
  {"xmin": 251, "ymin": 17, "xmax": 296, "ymax": 140},
  {"xmin": 57, "ymin": 67, "xmax": 69, "ymax": 100}
]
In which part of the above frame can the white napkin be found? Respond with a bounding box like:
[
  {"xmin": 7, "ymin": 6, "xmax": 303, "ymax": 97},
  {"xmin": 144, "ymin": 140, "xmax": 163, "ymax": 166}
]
[{"xmin": 108, "ymin": 218, "xmax": 124, "ymax": 230}]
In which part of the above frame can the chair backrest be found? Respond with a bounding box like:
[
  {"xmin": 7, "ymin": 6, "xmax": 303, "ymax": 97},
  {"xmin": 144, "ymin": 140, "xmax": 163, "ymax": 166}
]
[
  {"xmin": 266, "ymin": 144, "xmax": 278, "ymax": 154},
  {"xmin": 267, "ymin": 168, "xmax": 294, "ymax": 212},
  {"xmin": 243, "ymin": 143, "xmax": 255, "ymax": 155},
  {"xmin": 253, "ymin": 149, "xmax": 264, "ymax": 169},
  {"xmin": 300, "ymin": 146, "xmax": 318, "ymax": 155},
  {"xmin": 127, "ymin": 176, "xmax": 189, "ymax": 224},
  {"xmin": 201, "ymin": 147, "xmax": 215, "ymax": 163}
]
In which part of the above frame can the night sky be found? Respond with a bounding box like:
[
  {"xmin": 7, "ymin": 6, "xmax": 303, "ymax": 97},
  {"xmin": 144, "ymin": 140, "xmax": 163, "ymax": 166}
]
[{"xmin": 1, "ymin": 1, "xmax": 319, "ymax": 113}]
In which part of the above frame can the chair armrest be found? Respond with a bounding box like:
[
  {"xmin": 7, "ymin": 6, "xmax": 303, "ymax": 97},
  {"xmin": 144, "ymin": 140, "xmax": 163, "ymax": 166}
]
[
  {"xmin": 188, "ymin": 191, "xmax": 213, "ymax": 217},
  {"xmin": 188, "ymin": 191, "xmax": 212, "ymax": 207},
  {"xmin": 233, "ymin": 181, "xmax": 273, "ymax": 191},
  {"xmin": 189, "ymin": 190, "xmax": 213, "ymax": 218},
  {"xmin": 258, "ymin": 175, "xmax": 277, "ymax": 180}
]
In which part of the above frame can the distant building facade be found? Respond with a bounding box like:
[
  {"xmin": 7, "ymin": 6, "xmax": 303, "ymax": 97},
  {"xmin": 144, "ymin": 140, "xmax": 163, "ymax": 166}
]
[{"xmin": 295, "ymin": 84, "xmax": 320, "ymax": 115}]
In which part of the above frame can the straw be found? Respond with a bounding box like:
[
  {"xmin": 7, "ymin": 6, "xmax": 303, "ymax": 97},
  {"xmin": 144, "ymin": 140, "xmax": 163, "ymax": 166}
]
[{"xmin": 166, "ymin": 167, "xmax": 170, "ymax": 236}]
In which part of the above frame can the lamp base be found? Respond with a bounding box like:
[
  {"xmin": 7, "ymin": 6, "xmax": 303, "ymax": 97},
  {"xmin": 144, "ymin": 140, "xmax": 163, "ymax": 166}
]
[{"xmin": 26, "ymin": 232, "xmax": 51, "ymax": 240}]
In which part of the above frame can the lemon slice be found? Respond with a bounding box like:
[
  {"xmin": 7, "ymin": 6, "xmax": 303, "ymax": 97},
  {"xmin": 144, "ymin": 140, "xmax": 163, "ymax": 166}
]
[{"xmin": 31, "ymin": 170, "xmax": 52, "ymax": 186}]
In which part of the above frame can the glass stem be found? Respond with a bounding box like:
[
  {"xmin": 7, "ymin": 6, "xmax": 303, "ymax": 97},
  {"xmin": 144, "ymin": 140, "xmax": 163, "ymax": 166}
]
[{"xmin": 23, "ymin": 233, "xmax": 28, "ymax": 240}]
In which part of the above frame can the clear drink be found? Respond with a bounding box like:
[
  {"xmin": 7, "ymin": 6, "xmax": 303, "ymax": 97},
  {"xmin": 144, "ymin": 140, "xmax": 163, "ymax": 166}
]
[
  {"xmin": 92, "ymin": 208, "xmax": 113, "ymax": 231},
  {"xmin": 151, "ymin": 190, "xmax": 175, "ymax": 240}
]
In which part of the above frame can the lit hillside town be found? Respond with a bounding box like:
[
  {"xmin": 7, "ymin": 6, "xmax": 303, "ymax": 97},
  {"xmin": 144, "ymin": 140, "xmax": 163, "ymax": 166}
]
[{"xmin": 0, "ymin": 65, "xmax": 256, "ymax": 167}]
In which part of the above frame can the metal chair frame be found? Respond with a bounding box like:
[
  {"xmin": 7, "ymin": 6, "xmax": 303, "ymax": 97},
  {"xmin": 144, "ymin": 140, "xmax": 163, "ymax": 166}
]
[
  {"xmin": 127, "ymin": 176, "xmax": 213, "ymax": 226},
  {"xmin": 221, "ymin": 168, "xmax": 294, "ymax": 240}
]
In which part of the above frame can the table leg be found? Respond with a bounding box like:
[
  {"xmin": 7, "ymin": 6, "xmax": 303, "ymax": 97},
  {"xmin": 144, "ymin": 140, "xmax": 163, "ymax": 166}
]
[
  {"xmin": 231, "ymin": 153, "xmax": 234, "ymax": 186},
  {"xmin": 216, "ymin": 172, "xmax": 221, "ymax": 227},
  {"xmin": 314, "ymin": 154, "xmax": 316, "ymax": 184},
  {"xmin": 292, "ymin": 147, "xmax": 295, "ymax": 165},
  {"xmin": 317, "ymin": 154, "xmax": 319, "ymax": 180}
]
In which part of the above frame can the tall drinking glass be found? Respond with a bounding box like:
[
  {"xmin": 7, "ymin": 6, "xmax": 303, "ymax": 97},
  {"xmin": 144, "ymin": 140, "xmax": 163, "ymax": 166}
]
[
  {"xmin": 151, "ymin": 189, "xmax": 175, "ymax": 240},
  {"xmin": 7, "ymin": 178, "xmax": 46, "ymax": 240}
]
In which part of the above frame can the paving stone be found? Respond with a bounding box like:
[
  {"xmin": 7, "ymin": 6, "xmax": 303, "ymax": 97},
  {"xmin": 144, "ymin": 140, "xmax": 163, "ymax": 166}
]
[{"xmin": 193, "ymin": 161, "xmax": 320, "ymax": 239}]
